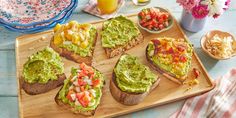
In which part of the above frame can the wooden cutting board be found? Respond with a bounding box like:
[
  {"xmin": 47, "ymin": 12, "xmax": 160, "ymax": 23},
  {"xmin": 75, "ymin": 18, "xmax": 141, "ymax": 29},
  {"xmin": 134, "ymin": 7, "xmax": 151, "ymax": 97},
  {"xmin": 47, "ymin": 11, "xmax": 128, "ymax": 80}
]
[{"xmin": 16, "ymin": 14, "xmax": 215, "ymax": 118}]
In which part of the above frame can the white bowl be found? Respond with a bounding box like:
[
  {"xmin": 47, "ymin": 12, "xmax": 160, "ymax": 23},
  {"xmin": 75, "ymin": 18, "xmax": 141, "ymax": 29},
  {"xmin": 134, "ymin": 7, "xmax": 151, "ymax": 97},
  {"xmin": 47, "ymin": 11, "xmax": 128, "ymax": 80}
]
[{"xmin": 200, "ymin": 30, "xmax": 236, "ymax": 60}]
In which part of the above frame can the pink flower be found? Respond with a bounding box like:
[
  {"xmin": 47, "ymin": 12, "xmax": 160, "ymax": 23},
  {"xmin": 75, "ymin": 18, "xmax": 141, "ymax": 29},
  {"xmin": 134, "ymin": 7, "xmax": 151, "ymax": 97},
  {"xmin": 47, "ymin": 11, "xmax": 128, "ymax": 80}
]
[
  {"xmin": 192, "ymin": 5, "xmax": 209, "ymax": 19},
  {"xmin": 177, "ymin": 0, "xmax": 200, "ymax": 12},
  {"xmin": 224, "ymin": 0, "xmax": 231, "ymax": 10}
]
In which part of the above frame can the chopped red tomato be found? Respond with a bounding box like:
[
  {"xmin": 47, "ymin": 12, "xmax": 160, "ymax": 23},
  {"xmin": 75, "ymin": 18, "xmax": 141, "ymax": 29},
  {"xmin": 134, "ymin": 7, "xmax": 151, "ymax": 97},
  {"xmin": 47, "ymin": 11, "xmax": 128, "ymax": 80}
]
[
  {"xmin": 76, "ymin": 92, "xmax": 90, "ymax": 107},
  {"xmin": 78, "ymin": 79, "xmax": 86, "ymax": 86},
  {"xmin": 193, "ymin": 68, "xmax": 200, "ymax": 78},
  {"xmin": 177, "ymin": 45, "xmax": 186, "ymax": 52},
  {"xmin": 179, "ymin": 55, "xmax": 187, "ymax": 62},
  {"xmin": 80, "ymin": 63, "xmax": 86, "ymax": 69},
  {"xmin": 66, "ymin": 90, "xmax": 75, "ymax": 102},
  {"xmin": 76, "ymin": 92, "xmax": 85, "ymax": 99},
  {"xmin": 167, "ymin": 47, "xmax": 174, "ymax": 54},
  {"xmin": 78, "ymin": 71, "xmax": 87, "ymax": 78},
  {"xmin": 92, "ymin": 79, "xmax": 100, "ymax": 87},
  {"xmin": 80, "ymin": 86, "xmax": 85, "ymax": 92},
  {"xmin": 151, "ymin": 39, "xmax": 161, "ymax": 46},
  {"xmin": 138, "ymin": 8, "xmax": 170, "ymax": 31},
  {"xmin": 89, "ymin": 73, "xmax": 95, "ymax": 79}
]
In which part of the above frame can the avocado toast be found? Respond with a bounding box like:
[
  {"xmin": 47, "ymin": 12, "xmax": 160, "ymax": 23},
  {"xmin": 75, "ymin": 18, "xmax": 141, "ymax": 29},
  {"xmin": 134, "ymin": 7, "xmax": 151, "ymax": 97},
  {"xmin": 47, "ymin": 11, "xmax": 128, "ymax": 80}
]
[
  {"xmin": 21, "ymin": 47, "xmax": 66, "ymax": 95},
  {"xmin": 50, "ymin": 21, "xmax": 97, "ymax": 65},
  {"xmin": 146, "ymin": 37, "xmax": 193, "ymax": 84},
  {"xmin": 110, "ymin": 54, "xmax": 160, "ymax": 105},
  {"xmin": 101, "ymin": 15, "xmax": 144, "ymax": 58},
  {"xmin": 55, "ymin": 63, "xmax": 106, "ymax": 116}
]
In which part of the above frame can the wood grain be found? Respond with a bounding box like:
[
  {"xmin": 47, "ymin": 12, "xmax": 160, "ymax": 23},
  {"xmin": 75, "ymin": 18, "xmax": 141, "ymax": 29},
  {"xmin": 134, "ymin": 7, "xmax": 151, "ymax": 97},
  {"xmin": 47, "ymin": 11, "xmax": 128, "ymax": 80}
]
[{"xmin": 15, "ymin": 14, "xmax": 214, "ymax": 118}]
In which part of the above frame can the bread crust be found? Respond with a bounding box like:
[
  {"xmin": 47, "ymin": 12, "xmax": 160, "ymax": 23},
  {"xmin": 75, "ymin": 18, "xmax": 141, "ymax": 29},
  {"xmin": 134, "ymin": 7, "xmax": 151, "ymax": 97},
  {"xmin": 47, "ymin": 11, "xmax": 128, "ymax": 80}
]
[
  {"xmin": 21, "ymin": 73, "xmax": 66, "ymax": 95},
  {"xmin": 54, "ymin": 68, "xmax": 105, "ymax": 116},
  {"xmin": 145, "ymin": 46, "xmax": 186, "ymax": 84},
  {"xmin": 50, "ymin": 32, "xmax": 98, "ymax": 65},
  {"xmin": 104, "ymin": 33, "xmax": 144, "ymax": 58},
  {"xmin": 110, "ymin": 72, "xmax": 160, "ymax": 105}
]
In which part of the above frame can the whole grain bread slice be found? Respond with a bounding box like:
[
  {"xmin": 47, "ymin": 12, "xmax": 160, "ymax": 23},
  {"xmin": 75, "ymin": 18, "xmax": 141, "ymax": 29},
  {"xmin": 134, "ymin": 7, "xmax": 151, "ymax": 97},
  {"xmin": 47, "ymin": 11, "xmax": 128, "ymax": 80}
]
[
  {"xmin": 21, "ymin": 73, "xmax": 66, "ymax": 95},
  {"xmin": 145, "ymin": 47, "xmax": 186, "ymax": 84},
  {"xmin": 110, "ymin": 72, "xmax": 160, "ymax": 105},
  {"xmin": 104, "ymin": 33, "xmax": 144, "ymax": 58},
  {"xmin": 50, "ymin": 32, "xmax": 98, "ymax": 65},
  {"xmin": 109, "ymin": 54, "xmax": 160, "ymax": 105},
  {"xmin": 54, "ymin": 67, "xmax": 106, "ymax": 116}
]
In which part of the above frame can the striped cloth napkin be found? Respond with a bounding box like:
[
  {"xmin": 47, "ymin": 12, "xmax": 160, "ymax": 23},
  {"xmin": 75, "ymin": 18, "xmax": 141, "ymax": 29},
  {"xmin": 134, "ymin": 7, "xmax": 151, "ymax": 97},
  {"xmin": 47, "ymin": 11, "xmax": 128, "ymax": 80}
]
[
  {"xmin": 170, "ymin": 68, "xmax": 236, "ymax": 118},
  {"xmin": 83, "ymin": 0, "xmax": 125, "ymax": 19}
]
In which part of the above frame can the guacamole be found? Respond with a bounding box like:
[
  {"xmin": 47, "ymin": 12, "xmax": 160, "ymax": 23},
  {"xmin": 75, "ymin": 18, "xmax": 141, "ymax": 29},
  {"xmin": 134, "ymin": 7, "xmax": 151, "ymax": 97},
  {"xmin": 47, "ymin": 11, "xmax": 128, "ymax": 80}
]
[
  {"xmin": 101, "ymin": 15, "xmax": 140, "ymax": 48},
  {"xmin": 114, "ymin": 54, "xmax": 157, "ymax": 93},
  {"xmin": 58, "ymin": 65, "xmax": 105, "ymax": 111},
  {"xmin": 23, "ymin": 47, "xmax": 64, "ymax": 84},
  {"xmin": 147, "ymin": 38, "xmax": 193, "ymax": 78}
]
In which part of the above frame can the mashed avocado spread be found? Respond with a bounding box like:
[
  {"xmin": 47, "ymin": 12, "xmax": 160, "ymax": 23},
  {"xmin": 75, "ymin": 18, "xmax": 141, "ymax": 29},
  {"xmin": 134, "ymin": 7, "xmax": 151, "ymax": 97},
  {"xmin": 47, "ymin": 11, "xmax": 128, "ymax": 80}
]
[
  {"xmin": 147, "ymin": 38, "xmax": 193, "ymax": 78},
  {"xmin": 114, "ymin": 54, "xmax": 157, "ymax": 93},
  {"xmin": 58, "ymin": 65, "xmax": 105, "ymax": 111},
  {"xmin": 101, "ymin": 15, "xmax": 140, "ymax": 48},
  {"xmin": 58, "ymin": 27, "xmax": 97, "ymax": 57},
  {"xmin": 53, "ymin": 21, "xmax": 97, "ymax": 57},
  {"xmin": 23, "ymin": 47, "xmax": 64, "ymax": 84}
]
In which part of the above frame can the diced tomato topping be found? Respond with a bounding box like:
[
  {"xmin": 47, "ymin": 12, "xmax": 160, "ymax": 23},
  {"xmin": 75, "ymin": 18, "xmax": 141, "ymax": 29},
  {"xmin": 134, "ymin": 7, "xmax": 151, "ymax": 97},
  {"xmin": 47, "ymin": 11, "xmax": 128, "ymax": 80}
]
[
  {"xmin": 161, "ymin": 13, "xmax": 168, "ymax": 19},
  {"xmin": 79, "ymin": 99, "xmax": 89, "ymax": 107},
  {"xmin": 87, "ymin": 67, "xmax": 94, "ymax": 74},
  {"xmin": 154, "ymin": 47, "xmax": 160, "ymax": 54},
  {"xmin": 89, "ymin": 73, "xmax": 95, "ymax": 79},
  {"xmin": 92, "ymin": 79, "xmax": 100, "ymax": 87},
  {"xmin": 158, "ymin": 18, "xmax": 164, "ymax": 24},
  {"xmin": 151, "ymin": 39, "xmax": 161, "ymax": 46},
  {"xmin": 138, "ymin": 11, "xmax": 145, "ymax": 19},
  {"xmin": 177, "ymin": 45, "xmax": 186, "ymax": 52},
  {"xmin": 66, "ymin": 90, "xmax": 74, "ymax": 102},
  {"xmin": 76, "ymin": 92, "xmax": 90, "ymax": 107},
  {"xmin": 78, "ymin": 72, "xmax": 87, "ymax": 78},
  {"xmin": 193, "ymin": 68, "xmax": 200, "ymax": 78},
  {"xmin": 76, "ymin": 92, "xmax": 84, "ymax": 99},
  {"xmin": 139, "ymin": 8, "xmax": 170, "ymax": 31},
  {"xmin": 167, "ymin": 47, "xmax": 174, "ymax": 54},
  {"xmin": 80, "ymin": 63, "xmax": 87, "ymax": 69},
  {"xmin": 78, "ymin": 79, "xmax": 86, "ymax": 86},
  {"xmin": 179, "ymin": 55, "xmax": 187, "ymax": 62},
  {"xmin": 82, "ymin": 69, "xmax": 89, "ymax": 75},
  {"xmin": 80, "ymin": 86, "xmax": 85, "ymax": 92}
]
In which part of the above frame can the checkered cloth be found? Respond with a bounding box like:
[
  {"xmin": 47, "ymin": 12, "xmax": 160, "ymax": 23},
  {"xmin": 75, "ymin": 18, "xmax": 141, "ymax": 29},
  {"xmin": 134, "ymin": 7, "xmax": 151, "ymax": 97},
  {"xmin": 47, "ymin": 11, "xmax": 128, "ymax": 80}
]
[
  {"xmin": 170, "ymin": 68, "xmax": 236, "ymax": 118},
  {"xmin": 83, "ymin": 0, "xmax": 125, "ymax": 19}
]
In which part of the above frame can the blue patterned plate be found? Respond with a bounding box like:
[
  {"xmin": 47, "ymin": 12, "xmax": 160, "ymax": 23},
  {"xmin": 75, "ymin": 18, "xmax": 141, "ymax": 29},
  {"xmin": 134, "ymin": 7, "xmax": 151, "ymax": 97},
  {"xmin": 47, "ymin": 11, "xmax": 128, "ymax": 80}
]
[{"xmin": 0, "ymin": 0, "xmax": 74, "ymax": 26}]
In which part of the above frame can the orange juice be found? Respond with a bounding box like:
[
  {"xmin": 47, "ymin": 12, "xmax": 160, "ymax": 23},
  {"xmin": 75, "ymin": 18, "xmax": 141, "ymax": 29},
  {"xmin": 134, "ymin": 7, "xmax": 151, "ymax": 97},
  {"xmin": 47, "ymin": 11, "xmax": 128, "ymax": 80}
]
[{"xmin": 97, "ymin": 0, "xmax": 118, "ymax": 14}]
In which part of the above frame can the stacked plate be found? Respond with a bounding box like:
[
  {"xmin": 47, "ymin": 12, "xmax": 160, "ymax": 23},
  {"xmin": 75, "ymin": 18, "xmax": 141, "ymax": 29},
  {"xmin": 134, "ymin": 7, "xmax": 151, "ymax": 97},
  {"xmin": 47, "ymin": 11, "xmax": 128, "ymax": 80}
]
[{"xmin": 0, "ymin": 0, "xmax": 78, "ymax": 33}]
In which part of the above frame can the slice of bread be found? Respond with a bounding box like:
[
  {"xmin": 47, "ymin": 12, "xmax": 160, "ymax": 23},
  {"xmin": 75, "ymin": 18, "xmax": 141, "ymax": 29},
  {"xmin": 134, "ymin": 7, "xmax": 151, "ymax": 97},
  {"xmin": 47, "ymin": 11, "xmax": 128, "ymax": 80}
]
[
  {"xmin": 54, "ymin": 65, "xmax": 105, "ymax": 116},
  {"xmin": 21, "ymin": 73, "xmax": 66, "ymax": 95},
  {"xmin": 104, "ymin": 33, "xmax": 144, "ymax": 58},
  {"xmin": 109, "ymin": 54, "xmax": 160, "ymax": 105},
  {"xmin": 145, "ymin": 46, "xmax": 186, "ymax": 84},
  {"xmin": 110, "ymin": 72, "xmax": 160, "ymax": 105},
  {"xmin": 50, "ymin": 32, "xmax": 97, "ymax": 66}
]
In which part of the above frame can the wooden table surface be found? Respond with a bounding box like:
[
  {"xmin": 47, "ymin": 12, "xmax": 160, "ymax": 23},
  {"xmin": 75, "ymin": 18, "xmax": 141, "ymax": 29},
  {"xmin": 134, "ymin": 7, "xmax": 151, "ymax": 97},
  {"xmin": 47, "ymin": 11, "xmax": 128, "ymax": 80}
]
[{"xmin": 0, "ymin": 0, "xmax": 235, "ymax": 118}]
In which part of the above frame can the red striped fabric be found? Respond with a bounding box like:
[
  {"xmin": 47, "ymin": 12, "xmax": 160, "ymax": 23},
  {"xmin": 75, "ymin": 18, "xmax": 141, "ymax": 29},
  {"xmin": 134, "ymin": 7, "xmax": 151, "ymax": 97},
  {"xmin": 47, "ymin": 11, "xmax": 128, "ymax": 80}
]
[
  {"xmin": 83, "ymin": 0, "xmax": 125, "ymax": 19},
  {"xmin": 170, "ymin": 69, "xmax": 236, "ymax": 118}
]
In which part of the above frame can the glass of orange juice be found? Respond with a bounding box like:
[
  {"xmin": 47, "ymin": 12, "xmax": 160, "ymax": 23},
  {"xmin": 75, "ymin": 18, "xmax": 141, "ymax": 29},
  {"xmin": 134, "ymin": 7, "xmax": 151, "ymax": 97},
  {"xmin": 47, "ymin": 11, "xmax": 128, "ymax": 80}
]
[{"xmin": 97, "ymin": 0, "xmax": 118, "ymax": 14}]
